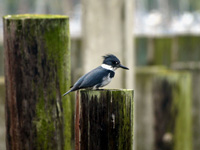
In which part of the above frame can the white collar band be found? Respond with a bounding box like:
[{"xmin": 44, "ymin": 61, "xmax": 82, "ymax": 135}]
[{"xmin": 101, "ymin": 64, "xmax": 115, "ymax": 71}]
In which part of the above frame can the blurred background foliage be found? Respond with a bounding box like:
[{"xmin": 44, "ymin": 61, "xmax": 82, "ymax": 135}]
[
  {"xmin": 1, "ymin": 0, "xmax": 200, "ymax": 150},
  {"xmin": 1, "ymin": 0, "xmax": 200, "ymax": 75}
]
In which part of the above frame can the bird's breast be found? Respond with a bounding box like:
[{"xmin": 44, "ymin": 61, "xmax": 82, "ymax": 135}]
[{"xmin": 100, "ymin": 72, "xmax": 113, "ymax": 87}]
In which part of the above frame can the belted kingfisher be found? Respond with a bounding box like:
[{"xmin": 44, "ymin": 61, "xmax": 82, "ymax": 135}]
[{"xmin": 63, "ymin": 54, "xmax": 129, "ymax": 96}]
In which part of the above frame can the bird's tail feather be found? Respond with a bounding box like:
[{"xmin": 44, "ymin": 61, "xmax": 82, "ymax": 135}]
[{"xmin": 62, "ymin": 89, "xmax": 72, "ymax": 97}]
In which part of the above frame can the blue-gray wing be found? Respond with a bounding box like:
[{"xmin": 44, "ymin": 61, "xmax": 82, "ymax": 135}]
[{"xmin": 73, "ymin": 66, "xmax": 114, "ymax": 89}]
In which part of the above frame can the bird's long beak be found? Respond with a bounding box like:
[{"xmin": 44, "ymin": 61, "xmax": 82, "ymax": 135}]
[{"xmin": 119, "ymin": 64, "xmax": 129, "ymax": 70}]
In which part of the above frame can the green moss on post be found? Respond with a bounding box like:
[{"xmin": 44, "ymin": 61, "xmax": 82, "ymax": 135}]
[
  {"xmin": 173, "ymin": 65, "xmax": 200, "ymax": 150},
  {"xmin": 177, "ymin": 35, "xmax": 200, "ymax": 62},
  {"xmin": 171, "ymin": 73, "xmax": 192, "ymax": 150},
  {"xmin": 3, "ymin": 14, "xmax": 72, "ymax": 150},
  {"xmin": 154, "ymin": 37, "xmax": 172, "ymax": 66},
  {"xmin": 76, "ymin": 89, "xmax": 134, "ymax": 150},
  {"xmin": 135, "ymin": 37, "xmax": 173, "ymax": 67}
]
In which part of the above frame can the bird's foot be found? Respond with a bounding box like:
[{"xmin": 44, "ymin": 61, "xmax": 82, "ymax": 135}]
[{"xmin": 96, "ymin": 88, "xmax": 104, "ymax": 91}]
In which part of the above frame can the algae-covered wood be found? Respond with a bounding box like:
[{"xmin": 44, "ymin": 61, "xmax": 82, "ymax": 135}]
[
  {"xmin": 177, "ymin": 35, "xmax": 200, "ymax": 62},
  {"xmin": 153, "ymin": 71, "xmax": 192, "ymax": 150},
  {"xmin": 76, "ymin": 89, "xmax": 134, "ymax": 150},
  {"xmin": 3, "ymin": 14, "xmax": 72, "ymax": 150},
  {"xmin": 136, "ymin": 67, "xmax": 192, "ymax": 150},
  {"xmin": 135, "ymin": 37, "xmax": 172, "ymax": 66},
  {"xmin": 191, "ymin": 71, "xmax": 200, "ymax": 150},
  {"xmin": 154, "ymin": 37, "xmax": 172, "ymax": 66},
  {"xmin": 172, "ymin": 64, "xmax": 200, "ymax": 150}
]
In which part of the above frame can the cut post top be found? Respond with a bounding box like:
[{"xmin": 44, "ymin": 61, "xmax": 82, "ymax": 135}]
[
  {"xmin": 79, "ymin": 89, "xmax": 134, "ymax": 98},
  {"xmin": 3, "ymin": 14, "xmax": 68, "ymax": 20},
  {"xmin": 80, "ymin": 89, "xmax": 134, "ymax": 93}
]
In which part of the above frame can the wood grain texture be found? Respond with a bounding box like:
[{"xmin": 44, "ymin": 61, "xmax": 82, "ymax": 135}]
[
  {"xmin": 3, "ymin": 14, "xmax": 71, "ymax": 150},
  {"xmin": 76, "ymin": 89, "xmax": 134, "ymax": 150}
]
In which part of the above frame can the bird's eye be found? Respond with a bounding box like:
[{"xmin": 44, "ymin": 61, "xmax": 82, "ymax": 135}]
[{"xmin": 112, "ymin": 61, "xmax": 118, "ymax": 64}]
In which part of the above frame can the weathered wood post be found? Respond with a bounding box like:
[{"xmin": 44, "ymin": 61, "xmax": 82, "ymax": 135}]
[
  {"xmin": 135, "ymin": 67, "xmax": 192, "ymax": 150},
  {"xmin": 75, "ymin": 89, "xmax": 134, "ymax": 150},
  {"xmin": 172, "ymin": 61, "xmax": 200, "ymax": 150},
  {"xmin": 3, "ymin": 14, "xmax": 72, "ymax": 150},
  {"xmin": 171, "ymin": 35, "xmax": 200, "ymax": 150}
]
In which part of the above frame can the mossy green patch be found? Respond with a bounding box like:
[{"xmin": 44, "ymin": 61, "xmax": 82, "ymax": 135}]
[
  {"xmin": 111, "ymin": 90, "xmax": 134, "ymax": 149},
  {"xmin": 172, "ymin": 72, "xmax": 192, "ymax": 150},
  {"xmin": 43, "ymin": 17, "xmax": 71, "ymax": 95},
  {"xmin": 177, "ymin": 35, "xmax": 200, "ymax": 62},
  {"xmin": 35, "ymin": 92, "xmax": 55, "ymax": 149},
  {"xmin": 154, "ymin": 37, "xmax": 172, "ymax": 66},
  {"xmin": 62, "ymin": 94, "xmax": 73, "ymax": 150}
]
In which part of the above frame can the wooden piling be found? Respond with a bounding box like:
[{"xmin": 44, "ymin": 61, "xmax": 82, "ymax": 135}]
[
  {"xmin": 172, "ymin": 62, "xmax": 200, "ymax": 150},
  {"xmin": 135, "ymin": 67, "xmax": 192, "ymax": 150},
  {"xmin": 3, "ymin": 14, "xmax": 72, "ymax": 150},
  {"xmin": 75, "ymin": 89, "xmax": 134, "ymax": 150}
]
